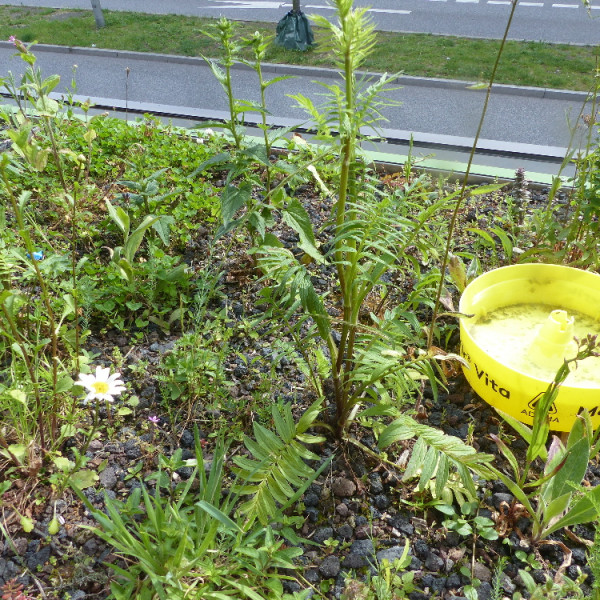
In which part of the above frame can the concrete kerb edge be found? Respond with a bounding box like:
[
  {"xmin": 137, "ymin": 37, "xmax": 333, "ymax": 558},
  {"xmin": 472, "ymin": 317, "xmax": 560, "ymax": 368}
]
[
  {"xmin": 0, "ymin": 42, "xmax": 588, "ymax": 103},
  {"xmin": 0, "ymin": 95, "xmax": 560, "ymax": 187},
  {"xmin": 0, "ymin": 87, "xmax": 567, "ymax": 185},
  {"xmin": 37, "ymin": 91, "xmax": 568, "ymax": 164}
]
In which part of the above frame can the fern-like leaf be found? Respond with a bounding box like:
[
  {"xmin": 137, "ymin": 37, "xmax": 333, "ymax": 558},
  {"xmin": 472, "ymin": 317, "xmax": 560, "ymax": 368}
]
[
  {"xmin": 378, "ymin": 414, "xmax": 494, "ymax": 500},
  {"xmin": 232, "ymin": 401, "xmax": 327, "ymax": 527}
]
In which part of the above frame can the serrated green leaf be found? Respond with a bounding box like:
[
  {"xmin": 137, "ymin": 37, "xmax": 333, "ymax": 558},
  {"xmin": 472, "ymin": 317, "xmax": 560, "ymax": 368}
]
[
  {"xmin": 417, "ymin": 446, "xmax": 439, "ymax": 491},
  {"xmin": 152, "ymin": 215, "xmax": 174, "ymax": 246},
  {"xmin": 221, "ymin": 182, "xmax": 251, "ymax": 225},
  {"xmin": 53, "ymin": 455, "xmax": 75, "ymax": 471},
  {"xmin": 69, "ymin": 469, "xmax": 99, "ymax": 489},
  {"xmin": 403, "ymin": 437, "xmax": 426, "ymax": 481},
  {"xmin": 435, "ymin": 454, "xmax": 450, "ymax": 499},
  {"xmin": 282, "ymin": 198, "xmax": 324, "ymax": 264}
]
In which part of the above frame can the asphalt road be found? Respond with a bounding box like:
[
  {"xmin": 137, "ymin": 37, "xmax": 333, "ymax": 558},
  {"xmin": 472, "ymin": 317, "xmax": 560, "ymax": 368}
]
[
  {"xmin": 0, "ymin": 43, "xmax": 592, "ymax": 152},
  {"xmin": 1, "ymin": 0, "xmax": 598, "ymax": 44}
]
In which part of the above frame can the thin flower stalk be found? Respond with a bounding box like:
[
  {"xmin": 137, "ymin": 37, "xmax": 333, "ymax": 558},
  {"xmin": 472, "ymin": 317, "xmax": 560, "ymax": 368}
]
[
  {"xmin": 0, "ymin": 159, "xmax": 60, "ymax": 446},
  {"xmin": 428, "ymin": 0, "xmax": 519, "ymax": 350}
]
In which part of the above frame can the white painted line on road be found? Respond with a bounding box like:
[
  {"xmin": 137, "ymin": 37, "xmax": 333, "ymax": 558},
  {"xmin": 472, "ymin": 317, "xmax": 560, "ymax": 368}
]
[
  {"xmin": 552, "ymin": 3, "xmax": 579, "ymax": 6},
  {"xmin": 488, "ymin": 1, "xmax": 511, "ymax": 4},
  {"xmin": 519, "ymin": 2, "xmax": 544, "ymax": 5},
  {"xmin": 205, "ymin": 0, "xmax": 283, "ymax": 7},
  {"xmin": 364, "ymin": 7, "xmax": 412, "ymax": 12},
  {"xmin": 304, "ymin": 3, "xmax": 411, "ymax": 12},
  {"xmin": 205, "ymin": 1, "xmax": 410, "ymax": 12},
  {"xmin": 456, "ymin": 0, "xmax": 479, "ymax": 3}
]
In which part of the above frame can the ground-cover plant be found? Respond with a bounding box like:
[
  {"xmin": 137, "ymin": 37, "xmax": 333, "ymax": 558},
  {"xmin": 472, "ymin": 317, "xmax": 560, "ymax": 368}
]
[
  {"xmin": 194, "ymin": 17, "xmax": 329, "ymax": 254},
  {"xmin": 75, "ymin": 401, "xmax": 328, "ymax": 599},
  {"xmin": 75, "ymin": 433, "xmax": 313, "ymax": 600},
  {"xmin": 340, "ymin": 542, "xmax": 414, "ymax": 600},
  {"xmin": 156, "ymin": 290, "xmax": 232, "ymax": 421},
  {"xmin": 437, "ymin": 500, "xmax": 498, "ymax": 542},
  {"xmin": 0, "ymin": 41, "xmax": 218, "ymax": 482},
  {"xmin": 3, "ymin": 10, "xmax": 600, "ymax": 600},
  {"xmin": 201, "ymin": 17, "xmax": 248, "ymax": 150},
  {"xmin": 0, "ymin": 40, "xmax": 92, "ymax": 470},
  {"xmin": 554, "ymin": 92, "xmax": 600, "ymax": 268}
]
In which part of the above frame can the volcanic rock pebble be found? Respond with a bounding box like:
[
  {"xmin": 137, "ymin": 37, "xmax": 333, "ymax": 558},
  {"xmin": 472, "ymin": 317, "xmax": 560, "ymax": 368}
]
[
  {"xmin": 491, "ymin": 492, "xmax": 514, "ymax": 510},
  {"xmin": 331, "ymin": 477, "xmax": 356, "ymax": 498},
  {"xmin": 312, "ymin": 527, "xmax": 334, "ymax": 545},
  {"xmin": 98, "ymin": 466, "xmax": 118, "ymax": 490},
  {"xmin": 424, "ymin": 550, "xmax": 445, "ymax": 572},
  {"xmin": 319, "ymin": 555, "xmax": 341, "ymax": 578},
  {"xmin": 376, "ymin": 545, "xmax": 410, "ymax": 564},
  {"xmin": 342, "ymin": 539, "xmax": 375, "ymax": 569},
  {"xmin": 472, "ymin": 562, "xmax": 492, "ymax": 583}
]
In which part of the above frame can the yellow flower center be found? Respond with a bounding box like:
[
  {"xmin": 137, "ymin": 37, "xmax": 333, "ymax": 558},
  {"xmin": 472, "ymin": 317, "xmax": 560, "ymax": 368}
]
[{"xmin": 92, "ymin": 381, "xmax": 110, "ymax": 394}]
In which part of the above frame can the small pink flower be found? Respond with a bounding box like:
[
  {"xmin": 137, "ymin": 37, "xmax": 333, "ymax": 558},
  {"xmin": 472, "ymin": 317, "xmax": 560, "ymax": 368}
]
[
  {"xmin": 9, "ymin": 36, "xmax": 28, "ymax": 54},
  {"xmin": 148, "ymin": 415, "xmax": 160, "ymax": 424}
]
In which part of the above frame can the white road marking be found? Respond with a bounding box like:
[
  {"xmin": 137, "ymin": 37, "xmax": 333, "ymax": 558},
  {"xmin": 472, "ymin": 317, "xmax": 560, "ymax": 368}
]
[
  {"xmin": 205, "ymin": 1, "xmax": 410, "ymax": 12},
  {"xmin": 304, "ymin": 3, "xmax": 411, "ymax": 12},
  {"xmin": 360, "ymin": 7, "xmax": 412, "ymax": 12},
  {"xmin": 204, "ymin": 0, "xmax": 596, "ymax": 11},
  {"xmin": 205, "ymin": 0, "xmax": 283, "ymax": 7}
]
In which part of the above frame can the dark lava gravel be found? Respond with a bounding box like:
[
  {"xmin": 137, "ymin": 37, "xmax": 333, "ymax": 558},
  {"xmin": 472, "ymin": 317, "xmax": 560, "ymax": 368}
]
[{"xmin": 1, "ymin": 180, "xmax": 597, "ymax": 599}]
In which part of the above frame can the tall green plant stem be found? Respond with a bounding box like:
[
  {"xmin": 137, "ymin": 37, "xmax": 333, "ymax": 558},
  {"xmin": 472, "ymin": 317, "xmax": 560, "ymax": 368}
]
[
  {"xmin": 566, "ymin": 67, "xmax": 600, "ymax": 250},
  {"xmin": 70, "ymin": 184, "xmax": 81, "ymax": 373},
  {"xmin": 307, "ymin": 0, "xmax": 379, "ymax": 435},
  {"xmin": 427, "ymin": 0, "xmax": 518, "ymax": 350},
  {"xmin": 333, "ymin": 20, "xmax": 360, "ymax": 436},
  {"xmin": 259, "ymin": 68, "xmax": 271, "ymax": 192},
  {"xmin": 1, "ymin": 161, "xmax": 60, "ymax": 446},
  {"xmin": 42, "ymin": 113, "xmax": 67, "ymax": 192},
  {"xmin": 214, "ymin": 19, "xmax": 244, "ymax": 150},
  {"xmin": 248, "ymin": 33, "xmax": 274, "ymax": 192},
  {"xmin": 225, "ymin": 64, "xmax": 242, "ymax": 150}
]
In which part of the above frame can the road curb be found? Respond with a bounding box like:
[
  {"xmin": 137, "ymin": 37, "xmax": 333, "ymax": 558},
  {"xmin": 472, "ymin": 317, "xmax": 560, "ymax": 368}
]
[
  {"xmin": 9, "ymin": 90, "xmax": 565, "ymax": 185},
  {"xmin": 0, "ymin": 41, "xmax": 589, "ymax": 102}
]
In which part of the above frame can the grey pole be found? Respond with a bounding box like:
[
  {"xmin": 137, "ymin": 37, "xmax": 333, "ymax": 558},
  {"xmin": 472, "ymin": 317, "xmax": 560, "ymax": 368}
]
[
  {"xmin": 292, "ymin": 0, "xmax": 300, "ymax": 11},
  {"xmin": 90, "ymin": 0, "xmax": 106, "ymax": 28}
]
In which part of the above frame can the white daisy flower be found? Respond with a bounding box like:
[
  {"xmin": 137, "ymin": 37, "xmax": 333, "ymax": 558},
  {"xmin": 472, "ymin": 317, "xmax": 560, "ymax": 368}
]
[{"xmin": 77, "ymin": 366, "xmax": 126, "ymax": 404}]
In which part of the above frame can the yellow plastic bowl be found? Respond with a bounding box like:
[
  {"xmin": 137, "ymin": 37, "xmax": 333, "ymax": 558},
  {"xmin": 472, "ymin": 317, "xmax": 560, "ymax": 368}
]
[{"xmin": 459, "ymin": 264, "xmax": 600, "ymax": 432}]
